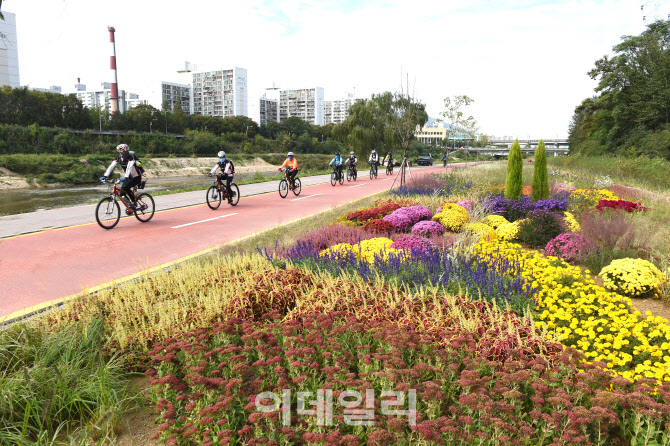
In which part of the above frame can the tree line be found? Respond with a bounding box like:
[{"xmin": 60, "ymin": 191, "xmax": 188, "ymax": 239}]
[{"xmin": 569, "ymin": 20, "xmax": 670, "ymax": 158}]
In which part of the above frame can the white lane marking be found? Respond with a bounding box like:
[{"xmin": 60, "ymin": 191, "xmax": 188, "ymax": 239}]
[
  {"xmin": 348, "ymin": 183, "xmax": 367, "ymax": 188},
  {"xmin": 380, "ymin": 178, "xmax": 391, "ymax": 181},
  {"xmin": 171, "ymin": 213, "xmax": 238, "ymax": 229},
  {"xmin": 291, "ymin": 193, "xmax": 323, "ymax": 201}
]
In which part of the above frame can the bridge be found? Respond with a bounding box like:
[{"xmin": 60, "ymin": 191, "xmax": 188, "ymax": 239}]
[{"xmin": 485, "ymin": 138, "xmax": 570, "ymax": 155}]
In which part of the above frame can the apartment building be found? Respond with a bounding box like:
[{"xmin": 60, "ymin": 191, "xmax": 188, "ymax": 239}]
[
  {"xmin": 259, "ymin": 95, "xmax": 279, "ymax": 126},
  {"xmin": 279, "ymin": 87, "xmax": 324, "ymax": 125},
  {"xmin": 161, "ymin": 81, "xmax": 193, "ymax": 114},
  {"xmin": 0, "ymin": 11, "xmax": 20, "ymax": 88},
  {"xmin": 324, "ymin": 95, "xmax": 355, "ymax": 124},
  {"xmin": 192, "ymin": 67, "xmax": 248, "ymax": 118},
  {"xmin": 73, "ymin": 82, "xmax": 147, "ymax": 113}
]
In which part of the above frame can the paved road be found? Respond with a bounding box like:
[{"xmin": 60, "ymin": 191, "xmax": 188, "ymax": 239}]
[{"xmin": 0, "ymin": 163, "xmax": 476, "ymax": 320}]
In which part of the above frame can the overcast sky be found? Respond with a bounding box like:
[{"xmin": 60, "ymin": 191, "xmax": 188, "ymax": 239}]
[{"xmin": 3, "ymin": 0, "xmax": 665, "ymax": 138}]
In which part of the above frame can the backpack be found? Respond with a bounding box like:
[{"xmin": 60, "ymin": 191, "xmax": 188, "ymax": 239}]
[{"xmin": 128, "ymin": 151, "xmax": 145, "ymax": 175}]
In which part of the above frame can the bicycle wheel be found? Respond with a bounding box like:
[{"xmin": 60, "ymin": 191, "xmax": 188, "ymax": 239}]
[
  {"xmin": 370, "ymin": 167, "xmax": 374, "ymax": 180},
  {"xmin": 279, "ymin": 179, "xmax": 289, "ymax": 198},
  {"xmin": 339, "ymin": 173, "xmax": 344, "ymax": 185},
  {"xmin": 228, "ymin": 183, "xmax": 240, "ymax": 206},
  {"xmin": 353, "ymin": 169, "xmax": 357, "ymax": 181},
  {"xmin": 134, "ymin": 193, "xmax": 155, "ymax": 222},
  {"xmin": 346, "ymin": 169, "xmax": 352, "ymax": 182},
  {"xmin": 331, "ymin": 172, "xmax": 337, "ymax": 186},
  {"xmin": 95, "ymin": 197, "xmax": 120, "ymax": 229},
  {"xmin": 292, "ymin": 178, "xmax": 301, "ymax": 196},
  {"xmin": 206, "ymin": 185, "xmax": 222, "ymax": 210},
  {"xmin": 386, "ymin": 165, "xmax": 391, "ymax": 175}
]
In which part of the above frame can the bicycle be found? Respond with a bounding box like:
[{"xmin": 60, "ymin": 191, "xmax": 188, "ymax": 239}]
[
  {"xmin": 346, "ymin": 164, "xmax": 357, "ymax": 182},
  {"xmin": 330, "ymin": 165, "xmax": 345, "ymax": 186},
  {"xmin": 278, "ymin": 168, "xmax": 302, "ymax": 198},
  {"xmin": 369, "ymin": 162, "xmax": 378, "ymax": 179},
  {"xmin": 95, "ymin": 178, "xmax": 155, "ymax": 229},
  {"xmin": 386, "ymin": 160, "xmax": 393, "ymax": 175},
  {"xmin": 206, "ymin": 174, "xmax": 240, "ymax": 209}
]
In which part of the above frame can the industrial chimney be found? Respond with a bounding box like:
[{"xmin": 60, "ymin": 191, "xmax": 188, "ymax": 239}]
[{"xmin": 108, "ymin": 26, "xmax": 119, "ymax": 114}]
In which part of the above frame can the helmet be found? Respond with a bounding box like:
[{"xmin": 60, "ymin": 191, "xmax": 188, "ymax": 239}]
[
  {"xmin": 116, "ymin": 144, "xmax": 129, "ymax": 153},
  {"xmin": 372, "ymin": 149, "xmax": 376, "ymax": 154},
  {"xmin": 218, "ymin": 151, "xmax": 226, "ymax": 158},
  {"xmin": 287, "ymin": 152, "xmax": 294, "ymax": 156},
  {"xmin": 336, "ymin": 152, "xmax": 340, "ymax": 156},
  {"xmin": 350, "ymin": 151, "xmax": 355, "ymax": 156}
]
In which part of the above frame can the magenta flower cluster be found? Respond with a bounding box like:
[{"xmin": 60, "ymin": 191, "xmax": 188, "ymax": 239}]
[
  {"xmin": 545, "ymin": 233, "xmax": 600, "ymax": 263},
  {"xmin": 383, "ymin": 205, "xmax": 433, "ymax": 231},
  {"xmin": 390, "ymin": 235, "xmax": 436, "ymax": 252},
  {"xmin": 412, "ymin": 220, "xmax": 446, "ymax": 237},
  {"xmin": 456, "ymin": 200, "xmax": 474, "ymax": 211}
]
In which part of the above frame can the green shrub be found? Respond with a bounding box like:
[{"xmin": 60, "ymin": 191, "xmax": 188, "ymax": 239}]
[
  {"xmin": 505, "ymin": 139, "xmax": 523, "ymax": 198},
  {"xmin": 532, "ymin": 139, "xmax": 549, "ymax": 201}
]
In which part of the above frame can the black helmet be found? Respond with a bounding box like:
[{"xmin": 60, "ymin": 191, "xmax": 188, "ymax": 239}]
[{"xmin": 336, "ymin": 152, "xmax": 340, "ymax": 156}]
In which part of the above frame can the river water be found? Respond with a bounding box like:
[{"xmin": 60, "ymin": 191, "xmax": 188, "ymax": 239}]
[{"xmin": 0, "ymin": 171, "xmax": 278, "ymax": 216}]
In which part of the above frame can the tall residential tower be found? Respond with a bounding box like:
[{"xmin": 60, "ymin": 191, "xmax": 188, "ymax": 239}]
[
  {"xmin": 0, "ymin": 11, "xmax": 20, "ymax": 88},
  {"xmin": 192, "ymin": 67, "xmax": 248, "ymax": 118}
]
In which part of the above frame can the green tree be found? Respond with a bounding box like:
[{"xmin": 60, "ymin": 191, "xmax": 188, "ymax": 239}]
[
  {"xmin": 532, "ymin": 140, "xmax": 549, "ymax": 201},
  {"xmin": 505, "ymin": 139, "xmax": 523, "ymax": 199},
  {"xmin": 438, "ymin": 95, "xmax": 478, "ymax": 156}
]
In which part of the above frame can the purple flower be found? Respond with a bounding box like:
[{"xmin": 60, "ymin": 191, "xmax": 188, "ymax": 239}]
[
  {"xmin": 390, "ymin": 235, "xmax": 436, "ymax": 253},
  {"xmin": 545, "ymin": 233, "xmax": 599, "ymax": 263},
  {"xmin": 456, "ymin": 200, "xmax": 474, "ymax": 211},
  {"xmin": 383, "ymin": 206, "xmax": 433, "ymax": 230},
  {"xmin": 412, "ymin": 220, "xmax": 446, "ymax": 237}
]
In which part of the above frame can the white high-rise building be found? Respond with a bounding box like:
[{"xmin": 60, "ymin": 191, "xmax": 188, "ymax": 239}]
[
  {"xmin": 192, "ymin": 67, "xmax": 248, "ymax": 118},
  {"xmin": 0, "ymin": 11, "xmax": 20, "ymax": 88},
  {"xmin": 324, "ymin": 94, "xmax": 355, "ymax": 124},
  {"xmin": 73, "ymin": 82, "xmax": 147, "ymax": 113},
  {"xmin": 279, "ymin": 87, "xmax": 324, "ymax": 125},
  {"xmin": 161, "ymin": 81, "xmax": 193, "ymax": 114}
]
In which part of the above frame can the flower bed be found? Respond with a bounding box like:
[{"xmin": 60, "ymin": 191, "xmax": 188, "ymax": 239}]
[
  {"xmin": 148, "ymin": 313, "xmax": 670, "ymax": 446},
  {"xmin": 411, "ymin": 220, "xmax": 445, "ymax": 237},
  {"xmin": 596, "ymin": 199, "xmax": 648, "ymax": 212},
  {"xmin": 346, "ymin": 203, "xmax": 401, "ymax": 223},
  {"xmin": 545, "ymin": 233, "xmax": 599, "ymax": 264},
  {"xmin": 390, "ymin": 235, "xmax": 436, "ymax": 253},
  {"xmin": 432, "ymin": 204, "xmax": 469, "ymax": 232},
  {"xmin": 601, "ymin": 258, "xmax": 664, "ymax": 299},
  {"xmin": 570, "ymin": 188, "xmax": 620, "ymax": 206},
  {"xmin": 474, "ymin": 240, "xmax": 670, "ymax": 383}
]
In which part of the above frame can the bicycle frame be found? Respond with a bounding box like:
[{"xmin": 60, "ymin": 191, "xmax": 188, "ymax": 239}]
[
  {"xmin": 107, "ymin": 181, "xmax": 136, "ymax": 213},
  {"xmin": 214, "ymin": 177, "xmax": 229, "ymax": 199}
]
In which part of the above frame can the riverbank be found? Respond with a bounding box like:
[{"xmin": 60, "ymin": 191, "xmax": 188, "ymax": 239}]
[{"xmin": 0, "ymin": 153, "xmax": 334, "ymax": 191}]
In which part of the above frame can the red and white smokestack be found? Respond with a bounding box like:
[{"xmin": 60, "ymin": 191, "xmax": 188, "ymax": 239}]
[{"xmin": 108, "ymin": 26, "xmax": 119, "ymax": 114}]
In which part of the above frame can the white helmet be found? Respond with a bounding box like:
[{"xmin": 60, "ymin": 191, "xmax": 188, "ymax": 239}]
[
  {"xmin": 287, "ymin": 152, "xmax": 294, "ymax": 156},
  {"xmin": 350, "ymin": 151, "xmax": 355, "ymax": 156},
  {"xmin": 372, "ymin": 149, "xmax": 376, "ymax": 153},
  {"xmin": 116, "ymin": 144, "xmax": 129, "ymax": 153},
  {"xmin": 218, "ymin": 151, "xmax": 226, "ymax": 158}
]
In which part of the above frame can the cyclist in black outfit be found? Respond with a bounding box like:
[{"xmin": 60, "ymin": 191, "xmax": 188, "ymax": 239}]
[
  {"xmin": 100, "ymin": 143, "xmax": 142, "ymax": 209},
  {"xmin": 208, "ymin": 150, "xmax": 235, "ymax": 203}
]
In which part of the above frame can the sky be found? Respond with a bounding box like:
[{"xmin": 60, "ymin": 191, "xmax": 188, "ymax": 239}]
[{"xmin": 2, "ymin": 0, "xmax": 667, "ymax": 139}]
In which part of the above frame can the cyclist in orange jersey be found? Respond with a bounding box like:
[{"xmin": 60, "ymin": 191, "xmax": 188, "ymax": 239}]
[{"xmin": 278, "ymin": 151, "xmax": 299, "ymax": 188}]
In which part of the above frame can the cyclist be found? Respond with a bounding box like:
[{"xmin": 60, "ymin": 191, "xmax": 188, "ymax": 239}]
[
  {"xmin": 368, "ymin": 149, "xmax": 380, "ymax": 174},
  {"xmin": 329, "ymin": 151, "xmax": 344, "ymax": 180},
  {"xmin": 383, "ymin": 151, "xmax": 394, "ymax": 168},
  {"xmin": 345, "ymin": 151, "xmax": 358, "ymax": 176},
  {"xmin": 278, "ymin": 151, "xmax": 299, "ymax": 189},
  {"xmin": 100, "ymin": 143, "xmax": 142, "ymax": 209},
  {"xmin": 208, "ymin": 151, "xmax": 235, "ymax": 204}
]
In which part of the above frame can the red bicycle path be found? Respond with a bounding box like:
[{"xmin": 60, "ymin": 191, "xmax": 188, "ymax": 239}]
[{"xmin": 0, "ymin": 164, "xmax": 461, "ymax": 320}]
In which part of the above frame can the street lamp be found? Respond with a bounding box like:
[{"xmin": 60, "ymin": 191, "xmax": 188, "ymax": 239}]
[
  {"xmin": 246, "ymin": 125, "xmax": 252, "ymax": 137},
  {"xmin": 150, "ymin": 122, "xmax": 152, "ymax": 134}
]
